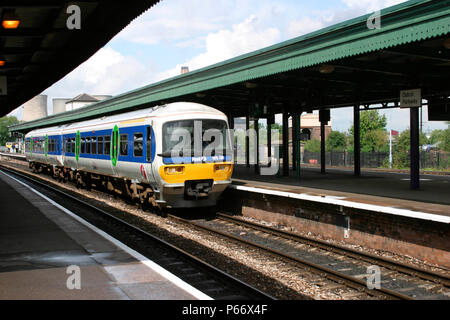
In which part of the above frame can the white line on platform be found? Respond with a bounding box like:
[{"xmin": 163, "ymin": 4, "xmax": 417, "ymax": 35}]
[
  {"xmin": 0, "ymin": 169, "xmax": 213, "ymax": 300},
  {"xmin": 229, "ymin": 184, "xmax": 450, "ymax": 224}
]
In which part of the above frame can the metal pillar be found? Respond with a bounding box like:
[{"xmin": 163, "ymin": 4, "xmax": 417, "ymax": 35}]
[
  {"xmin": 293, "ymin": 113, "xmax": 301, "ymax": 178},
  {"xmin": 320, "ymin": 120, "xmax": 326, "ymax": 174},
  {"xmin": 319, "ymin": 110, "xmax": 330, "ymax": 174},
  {"xmin": 246, "ymin": 116, "xmax": 250, "ymax": 168},
  {"xmin": 353, "ymin": 106, "xmax": 361, "ymax": 176},
  {"xmin": 267, "ymin": 116, "xmax": 273, "ymax": 168},
  {"xmin": 227, "ymin": 115, "xmax": 234, "ymax": 163},
  {"xmin": 255, "ymin": 118, "xmax": 260, "ymax": 174},
  {"xmin": 292, "ymin": 113, "xmax": 297, "ymax": 171},
  {"xmin": 410, "ymin": 107, "xmax": 420, "ymax": 190},
  {"xmin": 282, "ymin": 111, "xmax": 290, "ymax": 177}
]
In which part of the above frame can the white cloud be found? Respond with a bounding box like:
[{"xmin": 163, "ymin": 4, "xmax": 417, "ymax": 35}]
[
  {"xmin": 156, "ymin": 15, "xmax": 280, "ymax": 81},
  {"xmin": 287, "ymin": 16, "xmax": 328, "ymax": 38},
  {"xmin": 42, "ymin": 47, "xmax": 156, "ymax": 113},
  {"xmin": 342, "ymin": 0, "xmax": 407, "ymax": 13}
]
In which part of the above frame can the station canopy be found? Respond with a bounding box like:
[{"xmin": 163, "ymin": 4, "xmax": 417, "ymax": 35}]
[
  {"xmin": 10, "ymin": 0, "xmax": 450, "ymax": 133},
  {"xmin": 1, "ymin": 0, "xmax": 160, "ymax": 118}
]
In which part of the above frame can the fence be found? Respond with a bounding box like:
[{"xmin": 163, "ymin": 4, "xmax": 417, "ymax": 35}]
[{"xmin": 303, "ymin": 151, "xmax": 450, "ymax": 170}]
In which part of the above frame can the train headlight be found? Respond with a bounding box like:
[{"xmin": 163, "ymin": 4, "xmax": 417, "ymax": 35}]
[
  {"xmin": 165, "ymin": 166, "xmax": 185, "ymax": 175},
  {"xmin": 214, "ymin": 164, "xmax": 230, "ymax": 172}
]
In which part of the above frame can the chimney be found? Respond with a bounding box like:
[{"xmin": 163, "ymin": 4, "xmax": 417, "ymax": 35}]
[{"xmin": 181, "ymin": 66, "xmax": 189, "ymax": 74}]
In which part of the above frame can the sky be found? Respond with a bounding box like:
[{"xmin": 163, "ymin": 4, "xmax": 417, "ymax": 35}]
[{"xmin": 8, "ymin": 0, "xmax": 448, "ymax": 134}]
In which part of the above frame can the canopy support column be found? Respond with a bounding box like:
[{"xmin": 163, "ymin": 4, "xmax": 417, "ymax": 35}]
[
  {"xmin": 255, "ymin": 118, "xmax": 260, "ymax": 174},
  {"xmin": 353, "ymin": 106, "xmax": 361, "ymax": 176},
  {"xmin": 293, "ymin": 112, "xmax": 301, "ymax": 178},
  {"xmin": 282, "ymin": 111, "xmax": 290, "ymax": 177},
  {"xmin": 410, "ymin": 107, "xmax": 420, "ymax": 190},
  {"xmin": 246, "ymin": 115, "xmax": 250, "ymax": 168},
  {"xmin": 319, "ymin": 110, "xmax": 330, "ymax": 174}
]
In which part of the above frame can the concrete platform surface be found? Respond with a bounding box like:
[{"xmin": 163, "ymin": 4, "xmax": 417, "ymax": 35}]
[
  {"xmin": 0, "ymin": 170, "xmax": 207, "ymax": 300},
  {"xmin": 232, "ymin": 165, "xmax": 450, "ymax": 219}
]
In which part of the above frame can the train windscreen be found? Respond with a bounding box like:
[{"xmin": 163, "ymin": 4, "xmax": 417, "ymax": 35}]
[{"xmin": 162, "ymin": 119, "xmax": 230, "ymax": 160}]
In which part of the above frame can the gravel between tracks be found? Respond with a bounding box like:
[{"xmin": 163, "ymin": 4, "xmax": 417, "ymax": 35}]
[{"xmin": 1, "ymin": 158, "xmax": 448, "ymax": 299}]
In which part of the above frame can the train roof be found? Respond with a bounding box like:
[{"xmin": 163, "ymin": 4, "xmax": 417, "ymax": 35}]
[{"xmin": 25, "ymin": 102, "xmax": 225, "ymax": 137}]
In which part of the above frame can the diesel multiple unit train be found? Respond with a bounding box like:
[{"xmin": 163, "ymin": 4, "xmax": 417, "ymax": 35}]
[{"xmin": 24, "ymin": 102, "xmax": 234, "ymax": 209}]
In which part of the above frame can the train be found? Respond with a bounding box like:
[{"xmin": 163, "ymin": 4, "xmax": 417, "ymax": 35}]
[{"xmin": 24, "ymin": 102, "xmax": 234, "ymax": 209}]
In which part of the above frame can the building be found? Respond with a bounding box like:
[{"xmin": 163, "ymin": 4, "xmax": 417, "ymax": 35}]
[
  {"xmin": 289, "ymin": 113, "xmax": 332, "ymax": 142},
  {"xmin": 65, "ymin": 93, "xmax": 99, "ymax": 111}
]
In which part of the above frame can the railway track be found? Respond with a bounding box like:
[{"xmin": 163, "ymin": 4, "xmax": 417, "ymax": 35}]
[
  {"xmin": 0, "ymin": 165, "xmax": 274, "ymax": 300},
  {"xmin": 169, "ymin": 213, "xmax": 450, "ymax": 300},
  {"xmin": 2, "ymin": 160, "xmax": 449, "ymax": 300}
]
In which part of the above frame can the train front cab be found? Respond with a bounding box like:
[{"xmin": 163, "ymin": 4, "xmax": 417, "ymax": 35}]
[{"xmin": 157, "ymin": 118, "xmax": 233, "ymax": 208}]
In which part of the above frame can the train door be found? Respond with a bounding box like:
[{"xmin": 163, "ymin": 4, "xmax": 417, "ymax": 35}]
[
  {"xmin": 146, "ymin": 125, "xmax": 157, "ymax": 184},
  {"xmin": 44, "ymin": 134, "xmax": 48, "ymax": 164},
  {"xmin": 75, "ymin": 130, "xmax": 81, "ymax": 169},
  {"xmin": 57, "ymin": 134, "xmax": 64, "ymax": 166},
  {"xmin": 110, "ymin": 125, "xmax": 119, "ymax": 176}
]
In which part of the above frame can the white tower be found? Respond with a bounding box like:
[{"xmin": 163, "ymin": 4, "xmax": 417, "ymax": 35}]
[{"xmin": 23, "ymin": 95, "xmax": 48, "ymax": 121}]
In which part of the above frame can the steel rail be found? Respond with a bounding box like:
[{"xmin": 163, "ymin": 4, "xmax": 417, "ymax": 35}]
[
  {"xmin": 168, "ymin": 214, "xmax": 414, "ymax": 300},
  {"xmin": 217, "ymin": 213, "xmax": 450, "ymax": 287},
  {"xmin": 0, "ymin": 164, "xmax": 275, "ymax": 300}
]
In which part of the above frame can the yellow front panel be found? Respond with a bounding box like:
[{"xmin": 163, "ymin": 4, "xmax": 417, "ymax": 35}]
[{"xmin": 159, "ymin": 162, "xmax": 233, "ymax": 184}]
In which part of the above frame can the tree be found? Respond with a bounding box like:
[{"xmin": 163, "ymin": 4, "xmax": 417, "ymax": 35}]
[
  {"xmin": 349, "ymin": 110, "xmax": 388, "ymax": 152},
  {"xmin": 304, "ymin": 139, "xmax": 321, "ymax": 152},
  {"xmin": 326, "ymin": 130, "xmax": 347, "ymax": 151},
  {"xmin": 428, "ymin": 129, "xmax": 444, "ymax": 145},
  {"xmin": 392, "ymin": 129, "xmax": 428, "ymax": 168},
  {"xmin": 0, "ymin": 116, "xmax": 19, "ymax": 146},
  {"xmin": 440, "ymin": 125, "xmax": 450, "ymax": 152}
]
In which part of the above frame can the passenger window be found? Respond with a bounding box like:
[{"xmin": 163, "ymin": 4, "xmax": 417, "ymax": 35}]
[
  {"xmin": 81, "ymin": 137, "xmax": 85, "ymax": 154},
  {"xmin": 85, "ymin": 137, "xmax": 91, "ymax": 154},
  {"xmin": 104, "ymin": 135, "xmax": 111, "ymax": 155},
  {"xmin": 91, "ymin": 137, "xmax": 97, "ymax": 155},
  {"xmin": 146, "ymin": 127, "xmax": 152, "ymax": 162},
  {"xmin": 71, "ymin": 138, "xmax": 75, "ymax": 153},
  {"xmin": 120, "ymin": 134, "xmax": 128, "ymax": 156},
  {"xmin": 133, "ymin": 133, "xmax": 143, "ymax": 157},
  {"xmin": 97, "ymin": 136, "xmax": 103, "ymax": 155}
]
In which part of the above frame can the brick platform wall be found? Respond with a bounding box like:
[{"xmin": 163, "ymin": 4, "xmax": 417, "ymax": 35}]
[{"xmin": 219, "ymin": 188, "xmax": 450, "ymax": 267}]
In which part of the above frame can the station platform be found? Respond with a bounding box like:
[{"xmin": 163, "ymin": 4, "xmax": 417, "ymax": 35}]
[
  {"xmin": 228, "ymin": 165, "xmax": 450, "ymax": 266},
  {"xmin": 0, "ymin": 170, "xmax": 209, "ymax": 300},
  {"xmin": 231, "ymin": 165, "xmax": 450, "ymax": 220}
]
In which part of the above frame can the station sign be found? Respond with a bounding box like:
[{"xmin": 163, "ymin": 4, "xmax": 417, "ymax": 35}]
[
  {"xmin": 0, "ymin": 76, "xmax": 6, "ymax": 95},
  {"xmin": 400, "ymin": 89, "xmax": 421, "ymax": 108}
]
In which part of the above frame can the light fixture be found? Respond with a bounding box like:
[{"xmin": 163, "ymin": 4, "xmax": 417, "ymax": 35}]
[
  {"xmin": 443, "ymin": 38, "xmax": 450, "ymax": 50},
  {"xmin": 2, "ymin": 11, "xmax": 20, "ymax": 29},
  {"xmin": 0, "ymin": 55, "xmax": 5, "ymax": 67},
  {"xmin": 319, "ymin": 64, "xmax": 335, "ymax": 74},
  {"xmin": 245, "ymin": 82, "xmax": 258, "ymax": 89},
  {"xmin": 196, "ymin": 93, "xmax": 206, "ymax": 98}
]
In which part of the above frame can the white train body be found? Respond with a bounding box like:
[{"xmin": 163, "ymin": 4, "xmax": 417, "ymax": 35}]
[{"xmin": 25, "ymin": 102, "xmax": 234, "ymax": 208}]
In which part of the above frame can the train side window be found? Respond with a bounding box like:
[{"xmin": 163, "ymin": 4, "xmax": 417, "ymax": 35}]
[
  {"xmin": 104, "ymin": 135, "xmax": 111, "ymax": 155},
  {"xmin": 86, "ymin": 137, "xmax": 91, "ymax": 154},
  {"xmin": 81, "ymin": 137, "xmax": 85, "ymax": 154},
  {"xmin": 133, "ymin": 133, "xmax": 143, "ymax": 157},
  {"xmin": 146, "ymin": 127, "xmax": 152, "ymax": 162},
  {"xmin": 97, "ymin": 136, "xmax": 103, "ymax": 155},
  {"xmin": 120, "ymin": 134, "xmax": 128, "ymax": 156},
  {"xmin": 91, "ymin": 137, "xmax": 97, "ymax": 155},
  {"xmin": 71, "ymin": 138, "xmax": 75, "ymax": 153}
]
